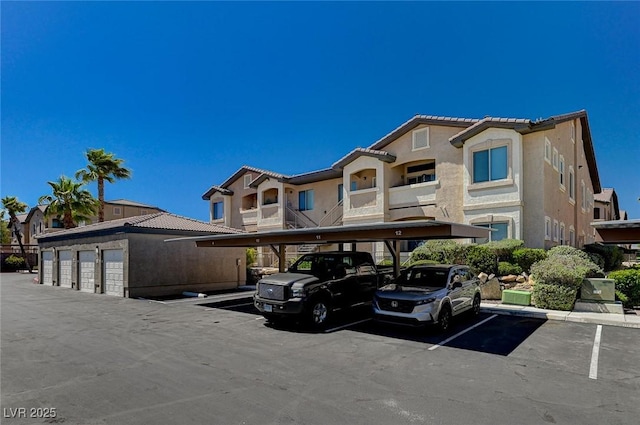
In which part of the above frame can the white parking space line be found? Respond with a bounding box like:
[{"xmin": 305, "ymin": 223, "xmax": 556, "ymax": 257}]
[
  {"xmin": 589, "ymin": 325, "xmax": 603, "ymax": 380},
  {"xmin": 428, "ymin": 314, "xmax": 498, "ymax": 351},
  {"xmin": 325, "ymin": 318, "xmax": 372, "ymax": 333}
]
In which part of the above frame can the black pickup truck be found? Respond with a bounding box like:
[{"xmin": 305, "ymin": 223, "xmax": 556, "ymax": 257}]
[{"xmin": 254, "ymin": 251, "xmax": 392, "ymax": 328}]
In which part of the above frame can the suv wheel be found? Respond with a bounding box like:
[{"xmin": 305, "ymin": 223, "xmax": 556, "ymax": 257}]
[
  {"xmin": 472, "ymin": 294, "xmax": 481, "ymax": 316},
  {"xmin": 438, "ymin": 305, "xmax": 452, "ymax": 332},
  {"xmin": 308, "ymin": 299, "xmax": 331, "ymax": 328}
]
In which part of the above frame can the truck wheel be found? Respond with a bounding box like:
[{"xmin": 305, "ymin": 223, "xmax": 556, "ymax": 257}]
[
  {"xmin": 308, "ymin": 298, "xmax": 331, "ymax": 328},
  {"xmin": 438, "ymin": 305, "xmax": 452, "ymax": 332},
  {"xmin": 472, "ymin": 294, "xmax": 481, "ymax": 316}
]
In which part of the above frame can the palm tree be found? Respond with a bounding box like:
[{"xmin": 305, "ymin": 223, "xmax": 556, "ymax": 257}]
[
  {"xmin": 1, "ymin": 196, "xmax": 32, "ymax": 272},
  {"xmin": 38, "ymin": 176, "xmax": 99, "ymax": 229},
  {"xmin": 75, "ymin": 148, "xmax": 131, "ymax": 222}
]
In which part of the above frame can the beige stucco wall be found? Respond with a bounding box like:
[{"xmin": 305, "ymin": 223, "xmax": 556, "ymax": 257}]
[
  {"xmin": 379, "ymin": 124, "xmax": 466, "ymax": 223},
  {"xmin": 522, "ymin": 131, "xmax": 547, "ymax": 248},
  {"xmin": 127, "ymin": 233, "xmax": 245, "ymax": 297},
  {"xmin": 538, "ymin": 119, "xmax": 596, "ymax": 248},
  {"xmin": 461, "ymin": 128, "xmax": 524, "ymax": 240}
]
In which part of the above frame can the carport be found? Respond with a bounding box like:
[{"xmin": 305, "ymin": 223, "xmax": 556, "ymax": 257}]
[
  {"xmin": 592, "ymin": 219, "xmax": 640, "ymax": 244},
  {"xmin": 168, "ymin": 220, "xmax": 491, "ymax": 277}
]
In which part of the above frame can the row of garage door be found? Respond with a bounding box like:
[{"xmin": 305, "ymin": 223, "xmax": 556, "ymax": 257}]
[{"xmin": 41, "ymin": 249, "xmax": 124, "ymax": 296}]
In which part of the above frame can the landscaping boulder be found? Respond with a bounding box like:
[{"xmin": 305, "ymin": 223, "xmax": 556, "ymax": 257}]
[{"xmin": 481, "ymin": 276, "xmax": 502, "ymax": 300}]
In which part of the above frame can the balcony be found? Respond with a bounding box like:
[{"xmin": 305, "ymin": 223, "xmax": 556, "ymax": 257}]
[
  {"xmin": 388, "ymin": 180, "xmax": 438, "ymax": 209},
  {"xmin": 349, "ymin": 188, "xmax": 377, "ymax": 209}
]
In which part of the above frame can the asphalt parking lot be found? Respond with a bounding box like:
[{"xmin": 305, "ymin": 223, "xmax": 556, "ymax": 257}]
[{"xmin": 2, "ymin": 273, "xmax": 639, "ymax": 425}]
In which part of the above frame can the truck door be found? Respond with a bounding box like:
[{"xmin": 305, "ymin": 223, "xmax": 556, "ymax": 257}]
[{"xmin": 353, "ymin": 254, "xmax": 378, "ymax": 303}]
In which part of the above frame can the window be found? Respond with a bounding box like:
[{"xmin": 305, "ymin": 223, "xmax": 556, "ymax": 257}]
[
  {"xmin": 587, "ymin": 188, "xmax": 593, "ymax": 212},
  {"xmin": 553, "ymin": 220, "xmax": 559, "ymax": 242},
  {"xmin": 213, "ymin": 201, "xmax": 224, "ymax": 220},
  {"xmin": 299, "ymin": 189, "xmax": 314, "ymax": 211},
  {"xmin": 594, "ymin": 208, "xmax": 601, "ymax": 220},
  {"xmin": 544, "ymin": 138, "xmax": 551, "ymax": 163},
  {"xmin": 545, "ymin": 216, "xmax": 551, "ymax": 240},
  {"xmin": 52, "ymin": 218, "xmax": 64, "ymax": 229},
  {"xmin": 552, "ymin": 148, "xmax": 559, "ymax": 170},
  {"xmin": 560, "ymin": 223, "xmax": 566, "ymax": 245},
  {"xmin": 559, "ymin": 155, "xmax": 565, "ymax": 189},
  {"xmin": 473, "ymin": 146, "xmax": 508, "ymax": 183},
  {"xmin": 406, "ymin": 161, "xmax": 436, "ymax": 184},
  {"xmin": 113, "ymin": 207, "xmax": 122, "ymax": 216},
  {"xmin": 412, "ymin": 127, "xmax": 429, "ymax": 150},
  {"xmin": 569, "ymin": 227, "xmax": 575, "ymax": 247},
  {"xmin": 581, "ymin": 180, "xmax": 586, "ymax": 210},
  {"xmin": 244, "ymin": 174, "xmax": 252, "ymax": 189},
  {"xmin": 477, "ymin": 222, "xmax": 509, "ymax": 243},
  {"xmin": 569, "ymin": 166, "xmax": 575, "ymax": 201},
  {"xmin": 350, "ymin": 181, "xmax": 357, "ymax": 191},
  {"xmin": 337, "ymin": 184, "xmax": 344, "ymax": 202}
]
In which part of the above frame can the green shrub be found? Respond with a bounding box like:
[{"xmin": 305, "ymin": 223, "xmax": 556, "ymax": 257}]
[
  {"xmin": 466, "ymin": 245, "xmax": 498, "ymax": 275},
  {"xmin": 246, "ymin": 248, "xmax": 257, "ymax": 266},
  {"xmin": 498, "ymin": 262, "xmax": 522, "ymax": 276},
  {"xmin": 608, "ymin": 268, "xmax": 640, "ymax": 308},
  {"xmin": 533, "ymin": 282, "xmax": 578, "ymax": 311},
  {"xmin": 409, "ymin": 240, "xmax": 467, "ymax": 265},
  {"xmin": 484, "ymin": 239, "xmax": 524, "ymax": 262},
  {"xmin": 4, "ymin": 255, "xmax": 25, "ymax": 268},
  {"xmin": 408, "ymin": 259, "xmax": 439, "ymax": 267},
  {"xmin": 531, "ymin": 255, "xmax": 602, "ymax": 288},
  {"xmin": 586, "ymin": 252, "xmax": 605, "ymax": 270},
  {"xmin": 583, "ymin": 244, "xmax": 624, "ymax": 271},
  {"xmin": 547, "ymin": 245, "xmax": 591, "ymax": 261},
  {"xmin": 512, "ymin": 248, "xmax": 547, "ymax": 273}
]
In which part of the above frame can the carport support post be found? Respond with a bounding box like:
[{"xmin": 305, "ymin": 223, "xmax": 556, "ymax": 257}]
[
  {"xmin": 270, "ymin": 244, "xmax": 286, "ymax": 272},
  {"xmin": 384, "ymin": 240, "xmax": 401, "ymax": 278}
]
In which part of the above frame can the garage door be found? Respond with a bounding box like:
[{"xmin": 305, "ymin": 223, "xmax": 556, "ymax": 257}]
[
  {"xmin": 78, "ymin": 251, "xmax": 96, "ymax": 293},
  {"xmin": 42, "ymin": 251, "xmax": 54, "ymax": 285},
  {"xmin": 103, "ymin": 249, "xmax": 124, "ymax": 296},
  {"xmin": 58, "ymin": 250, "xmax": 72, "ymax": 288}
]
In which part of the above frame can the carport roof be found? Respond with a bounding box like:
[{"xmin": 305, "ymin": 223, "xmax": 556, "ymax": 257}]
[
  {"xmin": 36, "ymin": 212, "xmax": 242, "ymax": 243},
  {"xmin": 167, "ymin": 220, "xmax": 491, "ymax": 247},
  {"xmin": 591, "ymin": 219, "xmax": 640, "ymax": 244}
]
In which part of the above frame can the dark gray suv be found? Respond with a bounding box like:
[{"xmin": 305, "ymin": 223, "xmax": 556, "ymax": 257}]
[{"xmin": 373, "ymin": 264, "xmax": 481, "ymax": 331}]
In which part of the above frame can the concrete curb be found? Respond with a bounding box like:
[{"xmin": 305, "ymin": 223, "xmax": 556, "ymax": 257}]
[{"xmin": 481, "ymin": 303, "xmax": 640, "ymax": 329}]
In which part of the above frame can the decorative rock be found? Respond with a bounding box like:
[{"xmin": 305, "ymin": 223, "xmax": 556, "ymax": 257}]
[
  {"xmin": 480, "ymin": 277, "xmax": 502, "ymax": 300},
  {"xmin": 516, "ymin": 275, "xmax": 526, "ymax": 283},
  {"xmin": 501, "ymin": 274, "xmax": 518, "ymax": 283},
  {"xmin": 478, "ymin": 272, "xmax": 489, "ymax": 284}
]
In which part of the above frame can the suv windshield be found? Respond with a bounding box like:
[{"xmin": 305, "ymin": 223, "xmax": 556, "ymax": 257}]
[{"xmin": 400, "ymin": 268, "xmax": 449, "ymax": 288}]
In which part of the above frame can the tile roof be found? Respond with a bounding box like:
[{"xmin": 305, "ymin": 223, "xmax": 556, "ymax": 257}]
[
  {"xmin": 332, "ymin": 147, "xmax": 397, "ymax": 170},
  {"xmin": 36, "ymin": 212, "xmax": 242, "ymax": 241},
  {"xmin": 105, "ymin": 199, "xmax": 163, "ymax": 209},
  {"xmin": 594, "ymin": 188, "xmax": 614, "ymax": 203},
  {"xmin": 369, "ymin": 114, "xmax": 479, "ymax": 150}
]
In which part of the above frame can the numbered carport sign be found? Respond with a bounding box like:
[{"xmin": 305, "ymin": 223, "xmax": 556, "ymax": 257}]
[
  {"xmin": 78, "ymin": 251, "xmax": 96, "ymax": 293},
  {"xmin": 42, "ymin": 251, "xmax": 54, "ymax": 285},
  {"xmin": 58, "ymin": 250, "xmax": 72, "ymax": 288},
  {"xmin": 102, "ymin": 249, "xmax": 124, "ymax": 296}
]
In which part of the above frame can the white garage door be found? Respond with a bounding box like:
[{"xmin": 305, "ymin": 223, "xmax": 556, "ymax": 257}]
[
  {"xmin": 58, "ymin": 250, "xmax": 73, "ymax": 288},
  {"xmin": 103, "ymin": 249, "xmax": 124, "ymax": 296},
  {"xmin": 42, "ymin": 251, "xmax": 54, "ymax": 285},
  {"xmin": 78, "ymin": 251, "xmax": 96, "ymax": 293}
]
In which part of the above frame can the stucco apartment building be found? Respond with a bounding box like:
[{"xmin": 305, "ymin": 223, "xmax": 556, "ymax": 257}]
[{"xmin": 202, "ymin": 110, "xmax": 602, "ymax": 262}]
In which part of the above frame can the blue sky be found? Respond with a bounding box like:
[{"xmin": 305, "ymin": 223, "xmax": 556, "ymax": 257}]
[{"xmin": 2, "ymin": 1, "xmax": 639, "ymax": 222}]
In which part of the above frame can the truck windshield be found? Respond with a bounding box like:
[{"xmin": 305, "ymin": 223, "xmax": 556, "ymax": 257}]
[{"xmin": 400, "ymin": 268, "xmax": 449, "ymax": 288}]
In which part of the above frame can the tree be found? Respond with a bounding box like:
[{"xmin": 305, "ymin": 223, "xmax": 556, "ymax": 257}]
[
  {"xmin": 1, "ymin": 196, "xmax": 32, "ymax": 272},
  {"xmin": 38, "ymin": 176, "xmax": 98, "ymax": 229},
  {"xmin": 75, "ymin": 148, "xmax": 131, "ymax": 222}
]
